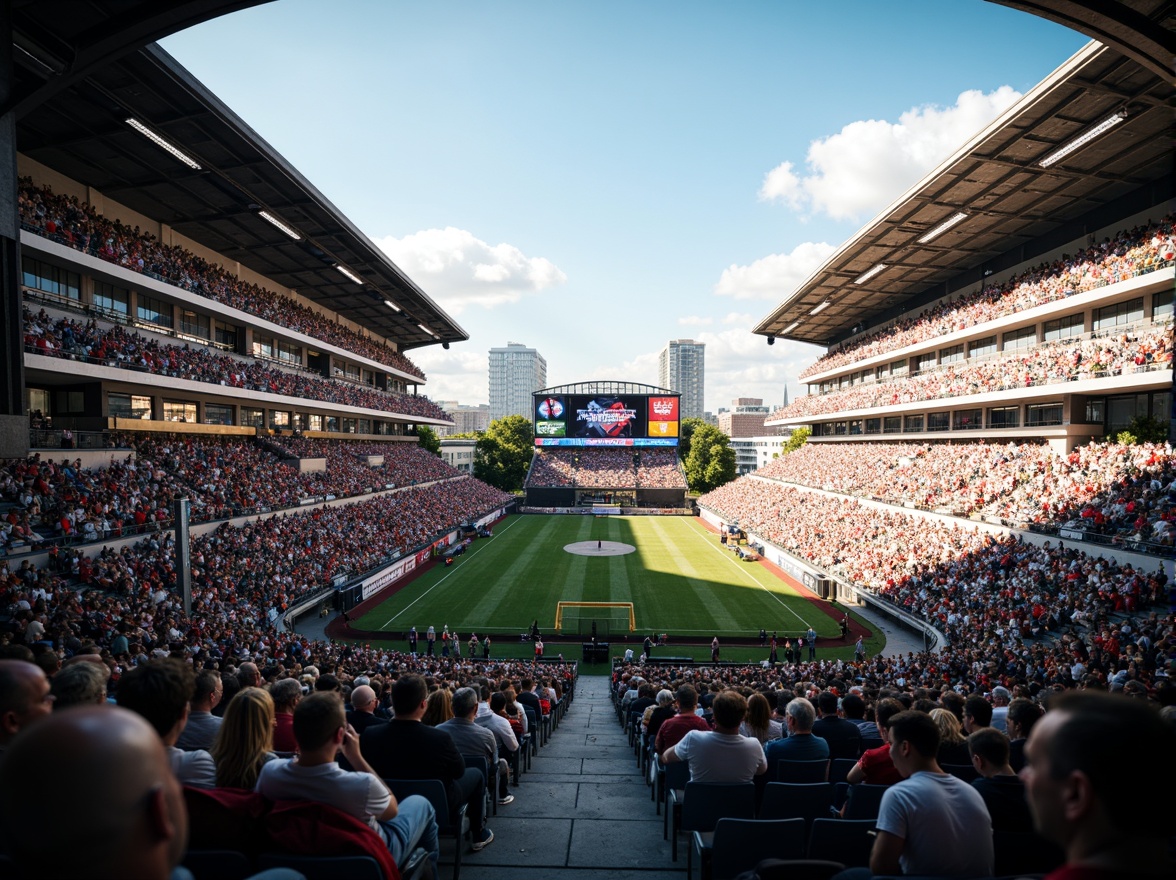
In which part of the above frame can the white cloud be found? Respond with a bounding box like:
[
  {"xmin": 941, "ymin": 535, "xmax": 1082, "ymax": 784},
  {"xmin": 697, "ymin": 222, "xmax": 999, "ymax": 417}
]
[
  {"xmin": 678, "ymin": 315, "xmax": 714, "ymax": 326},
  {"xmin": 759, "ymin": 86, "xmax": 1022, "ymax": 221},
  {"xmin": 410, "ymin": 348, "xmax": 488, "ymax": 406},
  {"xmin": 715, "ymin": 241, "xmax": 836, "ymax": 301},
  {"xmin": 374, "ymin": 227, "xmax": 567, "ymax": 314}
]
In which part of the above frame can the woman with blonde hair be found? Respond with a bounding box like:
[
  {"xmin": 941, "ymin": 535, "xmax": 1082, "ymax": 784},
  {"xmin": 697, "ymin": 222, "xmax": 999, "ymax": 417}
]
[
  {"xmin": 930, "ymin": 706, "xmax": 971, "ymax": 765},
  {"xmin": 211, "ymin": 687, "xmax": 276, "ymax": 790},
  {"xmin": 422, "ymin": 687, "xmax": 453, "ymax": 726}
]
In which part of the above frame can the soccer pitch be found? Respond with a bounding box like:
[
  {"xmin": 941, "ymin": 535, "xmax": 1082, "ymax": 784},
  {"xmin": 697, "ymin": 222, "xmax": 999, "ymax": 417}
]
[{"xmin": 352, "ymin": 514, "xmax": 860, "ymax": 661}]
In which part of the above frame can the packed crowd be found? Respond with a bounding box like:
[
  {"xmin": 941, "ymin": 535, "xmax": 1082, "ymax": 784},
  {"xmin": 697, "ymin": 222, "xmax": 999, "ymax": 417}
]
[
  {"xmin": 262, "ymin": 436, "xmax": 460, "ymax": 490},
  {"xmin": 19, "ymin": 180, "xmax": 427, "ymax": 380},
  {"xmin": 776, "ymin": 320, "xmax": 1172, "ymax": 419},
  {"xmin": 23, "ymin": 307, "xmax": 449, "ymax": 421},
  {"xmin": 756, "ymin": 440, "xmax": 1176, "ymax": 549},
  {"xmin": 799, "ymin": 214, "xmax": 1176, "ymax": 379},
  {"xmin": 525, "ymin": 447, "xmax": 686, "ymax": 489},
  {"xmin": 1, "ymin": 434, "xmax": 468, "ymax": 552}
]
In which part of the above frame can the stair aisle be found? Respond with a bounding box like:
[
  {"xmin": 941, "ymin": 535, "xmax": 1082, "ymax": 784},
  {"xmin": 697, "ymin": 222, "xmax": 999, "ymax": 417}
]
[{"xmin": 466, "ymin": 674, "xmax": 684, "ymax": 880}]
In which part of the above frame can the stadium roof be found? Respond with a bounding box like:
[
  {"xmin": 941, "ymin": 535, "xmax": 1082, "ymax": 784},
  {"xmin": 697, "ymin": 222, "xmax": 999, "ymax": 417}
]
[
  {"xmin": 753, "ymin": 40, "xmax": 1175, "ymax": 348},
  {"xmin": 537, "ymin": 382, "xmax": 676, "ymax": 397},
  {"xmin": 11, "ymin": 3, "xmax": 467, "ymax": 353}
]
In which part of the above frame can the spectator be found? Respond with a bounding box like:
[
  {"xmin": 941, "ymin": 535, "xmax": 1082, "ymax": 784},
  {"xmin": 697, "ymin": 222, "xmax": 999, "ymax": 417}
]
[
  {"xmin": 255, "ymin": 691, "xmax": 439, "ymax": 870},
  {"xmin": 812, "ymin": 690, "xmax": 863, "ymax": 759},
  {"xmin": 855, "ymin": 709, "xmax": 994, "ymax": 878},
  {"xmin": 1021, "ymin": 690, "xmax": 1176, "ymax": 878},
  {"xmin": 0, "ymin": 706, "xmax": 188, "ymax": 880},
  {"xmin": 49, "ymin": 659, "xmax": 109, "ymax": 709},
  {"xmin": 270, "ymin": 677, "xmax": 302, "ymax": 753},
  {"xmin": 175, "ymin": 669, "xmax": 223, "ymax": 750},
  {"xmin": 347, "ymin": 684, "xmax": 387, "ymax": 734},
  {"xmin": 932, "ymin": 707, "xmax": 973, "ymax": 766},
  {"xmin": 1005, "ymin": 697, "xmax": 1043, "ymax": 773},
  {"xmin": 967, "ymin": 726, "xmax": 1033, "ymax": 833},
  {"xmin": 211, "ymin": 686, "xmax": 276, "ymax": 790},
  {"xmin": 845, "ymin": 697, "xmax": 905, "ymax": 786},
  {"xmin": 361, "ymin": 674, "xmax": 495, "ymax": 852},
  {"xmin": 114, "ymin": 658, "xmax": 217, "ymax": 789},
  {"xmin": 990, "ymin": 685, "xmax": 1011, "ymax": 733},
  {"xmin": 0, "ymin": 658, "xmax": 55, "ymax": 753},
  {"xmin": 764, "ymin": 697, "xmax": 830, "ymax": 764},
  {"xmin": 663, "ymin": 689, "xmax": 767, "ymax": 783},
  {"xmin": 440, "ymin": 687, "xmax": 512, "ymax": 806},
  {"xmin": 654, "ymin": 684, "xmax": 711, "ymax": 757}
]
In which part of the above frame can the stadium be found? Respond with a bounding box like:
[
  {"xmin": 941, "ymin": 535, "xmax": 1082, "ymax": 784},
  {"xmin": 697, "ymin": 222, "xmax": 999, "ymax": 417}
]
[{"xmin": 0, "ymin": 4, "xmax": 1173, "ymax": 880}]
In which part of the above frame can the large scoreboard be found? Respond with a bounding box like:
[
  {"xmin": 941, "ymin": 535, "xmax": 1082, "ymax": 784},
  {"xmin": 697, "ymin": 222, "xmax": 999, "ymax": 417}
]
[{"xmin": 533, "ymin": 392, "xmax": 680, "ymax": 447}]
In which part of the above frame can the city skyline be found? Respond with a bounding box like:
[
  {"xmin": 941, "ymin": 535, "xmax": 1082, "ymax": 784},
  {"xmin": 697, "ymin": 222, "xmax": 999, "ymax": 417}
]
[{"xmin": 161, "ymin": 2, "xmax": 1089, "ymax": 412}]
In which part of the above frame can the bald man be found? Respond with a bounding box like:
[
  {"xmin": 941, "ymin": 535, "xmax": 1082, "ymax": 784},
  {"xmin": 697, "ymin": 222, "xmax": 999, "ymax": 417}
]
[
  {"xmin": 0, "ymin": 706, "xmax": 187, "ymax": 879},
  {"xmin": 0, "ymin": 658, "xmax": 54, "ymax": 754},
  {"xmin": 347, "ymin": 684, "xmax": 387, "ymax": 734}
]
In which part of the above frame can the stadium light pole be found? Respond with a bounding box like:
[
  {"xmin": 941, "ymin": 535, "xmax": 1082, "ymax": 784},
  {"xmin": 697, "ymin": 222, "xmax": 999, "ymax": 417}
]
[{"xmin": 172, "ymin": 497, "xmax": 192, "ymax": 617}]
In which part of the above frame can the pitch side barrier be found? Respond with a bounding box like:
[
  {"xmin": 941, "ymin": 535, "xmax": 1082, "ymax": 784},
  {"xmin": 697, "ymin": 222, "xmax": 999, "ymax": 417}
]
[
  {"xmin": 522, "ymin": 506, "xmax": 691, "ymax": 515},
  {"xmin": 696, "ymin": 503, "xmax": 946, "ymax": 651}
]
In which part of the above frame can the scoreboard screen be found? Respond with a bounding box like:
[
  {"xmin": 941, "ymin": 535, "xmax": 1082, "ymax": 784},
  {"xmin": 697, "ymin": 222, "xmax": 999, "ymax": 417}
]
[{"xmin": 534, "ymin": 392, "xmax": 680, "ymax": 447}]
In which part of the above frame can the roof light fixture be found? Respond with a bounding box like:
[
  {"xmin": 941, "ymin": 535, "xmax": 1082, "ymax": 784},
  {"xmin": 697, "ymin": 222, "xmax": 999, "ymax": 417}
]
[
  {"xmin": 257, "ymin": 210, "xmax": 301, "ymax": 240},
  {"xmin": 1038, "ymin": 109, "xmax": 1128, "ymax": 168},
  {"xmin": 383, "ymin": 300, "xmax": 401, "ymax": 312},
  {"xmin": 809, "ymin": 301, "xmax": 832, "ymax": 316},
  {"xmin": 783, "ymin": 321, "xmax": 800, "ymax": 334},
  {"xmin": 853, "ymin": 263, "xmax": 888, "ymax": 285},
  {"xmin": 335, "ymin": 265, "xmax": 364, "ymax": 285},
  {"xmin": 125, "ymin": 118, "xmax": 202, "ymax": 170},
  {"xmin": 917, "ymin": 211, "xmax": 969, "ymax": 244},
  {"xmin": 417, "ymin": 323, "xmax": 436, "ymax": 337}
]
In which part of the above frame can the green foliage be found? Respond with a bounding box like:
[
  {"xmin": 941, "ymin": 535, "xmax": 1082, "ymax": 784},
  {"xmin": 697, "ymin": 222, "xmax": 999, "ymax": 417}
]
[
  {"xmin": 678, "ymin": 417, "xmax": 707, "ymax": 464},
  {"xmin": 474, "ymin": 415, "xmax": 534, "ymax": 491},
  {"xmin": 414, "ymin": 425, "xmax": 441, "ymax": 456},
  {"xmin": 684, "ymin": 423, "xmax": 736, "ymax": 494},
  {"xmin": 781, "ymin": 426, "xmax": 810, "ymax": 454},
  {"xmin": 1119, "ymin": 414, "xmax": 1168, "ymax": 444}
]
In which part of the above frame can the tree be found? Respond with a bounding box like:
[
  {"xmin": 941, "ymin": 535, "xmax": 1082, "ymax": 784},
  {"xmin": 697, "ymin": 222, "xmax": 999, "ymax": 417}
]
[
  {"xmin": 781, "ymin": 426, "xmax": 810, "ymax": 455},
  {"xmin": 678, "ymin": 417, "xmax": 707, "ymax": 465},
  {"xmin": 414, "ymin": 425, "xmax": 441, "ymax": 456},
  {"xmin": 683, "ymin": 422, "xmax": 736, "ymax": 494},
  {"xmin": 1115, "ymin": 414, "xmax": 1168, "ymax": 445},
  {"xmin": 474, "ymin": 415, "xmax": 534, "ymax": 491}
]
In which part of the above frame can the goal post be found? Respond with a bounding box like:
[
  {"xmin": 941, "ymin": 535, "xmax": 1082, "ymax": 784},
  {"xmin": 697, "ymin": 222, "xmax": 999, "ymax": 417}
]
[{"xmin": 555, "ymin": 601, "xmax": 635, "ymax": 636}]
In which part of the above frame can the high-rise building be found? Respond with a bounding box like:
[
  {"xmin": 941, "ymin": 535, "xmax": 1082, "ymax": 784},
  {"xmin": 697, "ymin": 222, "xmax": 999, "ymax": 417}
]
[
  {"xmin": 434, "ymin": 402, "xmax": 491, "ymax": 436},
  {"xmin": 658, "ymin": 339, "xmax": 705, "ymax": 420},
  {"xmin": 718, "ymin": 398, "xmax": 772, "ymax": 438},
  {"xmin": 488, "ymin": 342, "xmax": 547, "ymax": 422}
]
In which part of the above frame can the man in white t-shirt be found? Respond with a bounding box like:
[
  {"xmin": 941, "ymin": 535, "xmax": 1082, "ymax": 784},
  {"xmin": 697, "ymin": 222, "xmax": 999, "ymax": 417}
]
[
  {"xmin": 661, "ymin": 689, "xmax": 767, "ymax": 783},
  {"xmin": 256, "ymin": 691, "xmax": 439, "ymax": 872}
]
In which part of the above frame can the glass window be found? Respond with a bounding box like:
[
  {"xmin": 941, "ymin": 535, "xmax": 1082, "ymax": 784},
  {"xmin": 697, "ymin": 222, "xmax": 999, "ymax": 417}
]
[
  {"xmin": 270, "ymin": 411, "xmax": 290, "ymax": 428},
  {"xmin": 953, "ymin": 409, "xmax": 982, "ymax": 430},
  {"xmin": 939, "ymin": 344, "xmax": 964, "ymax": 364},
  {"xmin": 93, "ymin": 281, "xmax": 130, "ymax": 316},
  {"xmin": 904, "ymin": 414, "xmax": 924, "ymax": 432},
  {"xmin": 883, "ymin": 416, "xmax": 901, "ymax": 434},
  {"xmin": 204, "ymin": 404, "xmax": 234, "ymax": 426},
  {"xmin": 969, "ymin": 336, "xmax": 996, "ymax": 358},
  {"xmin": 865, "ymin": 418, "xmax": 881, "ymax": 435},
  {"xmin": 214, "ymin": 321, "xmax": 238, "ymax": 350},
  {"xmin": 21, "ymin": 256, "xmax": 80, "ymax": 299},
  {"xmin": 1153, "ymin": 289, "xmax": 1173, "ymax": 320},
  {"xmin": 875, "ymin": 364, "xmax": 889, "ymax": 381},
  {"xmin": 848, "ymin": 420, "xmax": 863, "ymax": 435},
  {"xmin": 179, "ymin": 308, "xmax": 210, "ymax": 340},
  {"xmin": 325, "ymin": 416, "xmax": 339, "ymax": 432},
  {"xmin": 917, "ymin": 352, "xmax": 937, "ymax": 371},
  {"xmin": 891, "ymin": 359, "xmax": 909, "ymax": 377},
  {"xmin": 277, "ymin": 340, "xmax": 301, "ymax": 365},
  {"xmin": 108, "ymin": 393, "xmax": 153, "ymax": 420},
  {"xmin": 1043, "ymin": 313, "xmax": 1084, "ymax": 341},
  {"xmin": 342, "ymin": 418, "xmax": 358, "ymax": 434},
  {"xmin": 1107, "ymin": 394, "xmax": 1148, "ymax": 433},
  {"xmin": 345, "ymin": 363, "xmax": 361, "ymax": 381},
  {"xmin": 253, "ymin": 335, "xmax": 275, "ymax": 360},
  {"xmin": 988, "ymin": 406, "xmax": 1020, "ymax": 428},
  {"xmin": 137, "ymin": 294, "xmax": 173, "ymax": 329},
  {"xmin": 928, "ymin": 412, "xmax": 950, "ymax": 431},
  {"xmin": 1093, "ymin": 297, "xmax": 1143, "ymax": 331},
  {"xmin": 307, "ymin": 414, "xmax": 324, "ymax": 431},
  {"xmin": 1027, "ymin": 403, "xmax": 1064, "ymax": 426},
  {"xmin": 163, "ymin": 401, "xmax": 196, "ymax": 423},
  {"xmin": 241, "ymin": 407, "xmax": 266, "ymax": 428},
  {"xmin": 1084, "ymin": 398, "xmax": 1104, "ymax": 424},
  {"xmin": 357, "ymin": 419, "xmax": 372, "ymax": 434},
  {"xmin": 1003, "ymin": 326, "xmax": 1036, "ymax": 351},
  {"xmin": 1151, "ymin": 390, "xmax": 1171, "ymax": 422},
  {"xmin": 55, "ymin": 390, "xmax": 84, "ymax": 413}
]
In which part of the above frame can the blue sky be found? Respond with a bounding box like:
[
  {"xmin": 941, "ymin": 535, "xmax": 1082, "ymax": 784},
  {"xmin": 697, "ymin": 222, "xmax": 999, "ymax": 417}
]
[{"xmin": 161, "ymin": 1, "xmax": 1088, "ymax": 412}]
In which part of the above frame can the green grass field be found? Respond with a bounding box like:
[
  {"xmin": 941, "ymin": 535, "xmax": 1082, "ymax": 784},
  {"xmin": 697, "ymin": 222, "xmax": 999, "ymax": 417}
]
[{"xmin": 351, "ymin": 514, "xmax": 879, "ymax": 665}]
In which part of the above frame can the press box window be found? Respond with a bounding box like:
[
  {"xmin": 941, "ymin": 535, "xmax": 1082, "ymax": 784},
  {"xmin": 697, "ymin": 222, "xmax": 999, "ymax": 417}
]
[
  {"xmin": 1093, "ymin": 298, "xmax": 1143, "ymax": 332},
  {"xmin": 93, "ymin": 282, "xmax": 130, "ymax": 316},
  {"xmin": 883, "ymin": 416, "xmax": 901, "ymax": 434},
  {"xmin": 928, "ymin": 412, "xmax": 950, "ymax": 431},
  {"xmin": 903, "ymin": 414, "xmax": 924, "ymax": 432},
  {"xmin": 969, "ymin": 336, "xmax": 996, "ymax": 359},
  {"xmin": 1003, "ymin": 326, "xmax": 1036, "ymax": 351},
  {"xmin": 241, "ymin": 408, "xmax": 265, "ymax": 428},
  {"xmin": 163, "ymin": 401, "xmax": 197, "ymax": 423},
  {"xmin": 1043, "ymin": 313, "xmax": 1084, "ymax": 342},
  {"xmin": 1027, "ymin": 403, "xmax": 1064, "ymax": 426},
  {"xmin": 109, "ymin": 393, "xmax": 153, "ymax": 419},
  {"xmin": 204, "ymin": 404, "xmax": 234, "ymax": 426},
  {"xmin": 952, "ymin": 409, "xmax": 982, "ymax": 430},
  {"xmin": 137, "ymin": 294, "xmax": 173, "ymax": 329},
  {"xmin": 179, "ymin": 309, "xmax": 210, "ymax": 340},
  {"xmin": 1153, "ymin": 289, "xmax": 1173, "ymax": 320},
  {"xmin": 22, "ymin": 256, "xmax": 80, "ymax": 300},
  {"xmin": 988, "ymin": 406, "xmax": 1020, "ymax": 428}
]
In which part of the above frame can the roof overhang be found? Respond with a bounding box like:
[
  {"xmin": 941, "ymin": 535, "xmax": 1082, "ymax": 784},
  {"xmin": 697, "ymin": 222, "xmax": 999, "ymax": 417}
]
[
  {"xmin": 754, "ymin": 40, "xmax": 1175, "ymax": 348},
  {"xmin": 12, "ymin": 12, "xmax": 467, "ymax": 353}
]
